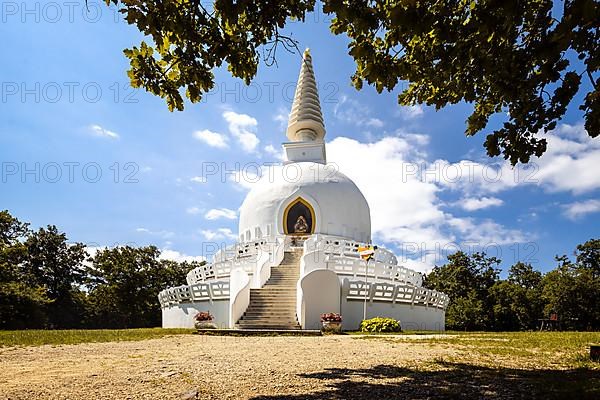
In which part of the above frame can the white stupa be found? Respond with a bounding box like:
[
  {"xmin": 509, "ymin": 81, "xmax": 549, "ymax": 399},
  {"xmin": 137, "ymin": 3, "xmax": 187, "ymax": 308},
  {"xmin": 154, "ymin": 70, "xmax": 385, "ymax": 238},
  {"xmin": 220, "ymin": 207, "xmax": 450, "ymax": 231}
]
[{"xmin": 160, "ymin": 50, "xmax": 448, "ymax": 331}]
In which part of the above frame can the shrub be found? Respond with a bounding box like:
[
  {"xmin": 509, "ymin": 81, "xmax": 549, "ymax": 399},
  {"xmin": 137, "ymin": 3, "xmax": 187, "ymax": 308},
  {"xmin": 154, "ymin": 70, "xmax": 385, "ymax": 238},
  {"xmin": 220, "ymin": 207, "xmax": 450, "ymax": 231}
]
[
  {"xmin": 359, "ymin": 317, "xmax": 401, "ymax": 333},
  {"xmin": 320, "ymin": 313, "xmax": 342, "ymax": 322},
  {"xmin": 194, "ymin": 311, "xmax": 213, "ymax": 322}
]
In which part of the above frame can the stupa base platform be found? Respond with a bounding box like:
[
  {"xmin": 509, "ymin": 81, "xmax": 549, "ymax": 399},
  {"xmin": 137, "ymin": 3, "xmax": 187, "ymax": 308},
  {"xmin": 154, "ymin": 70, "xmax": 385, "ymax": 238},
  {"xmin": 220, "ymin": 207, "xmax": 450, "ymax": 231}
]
[{"xmin": 195, "ymin": 329, "xmax": 322, "ymax": 336}]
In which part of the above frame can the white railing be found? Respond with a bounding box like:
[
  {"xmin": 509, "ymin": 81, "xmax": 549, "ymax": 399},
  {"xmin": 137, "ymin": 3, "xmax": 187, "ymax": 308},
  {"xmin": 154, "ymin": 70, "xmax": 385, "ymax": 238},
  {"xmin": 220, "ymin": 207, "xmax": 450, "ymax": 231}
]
[
  {"xmin": 229, "ymin": 268, "xmax": 251, "ymax": 327},
  {"xmin": 158, "ymin": 280, "xmax": 230, "ymax": 308},
  {"xmin": 163, "ymin": 239, "xmax": 283, "ymax": 310},
  {"xmin": 303, "ymin": 234, "xmax": 367, "ymax": 258},
  {"xmin": 341, "ymin": 279, "xmax": 449, "ymax": 309},
  {"xmin": 255, "ymin": 238, "xmax": 286, "ymax": 289},
  {"xmin": 301, "ymin": 235, "xmax": 422, "ymax": 286},
  {"xmin": 186, "ymin": 240, "xmax": 279, "ymax": 285},
  {"xmin": 325, "ymin": 255, "xmax": 422, "ymax": 286}
]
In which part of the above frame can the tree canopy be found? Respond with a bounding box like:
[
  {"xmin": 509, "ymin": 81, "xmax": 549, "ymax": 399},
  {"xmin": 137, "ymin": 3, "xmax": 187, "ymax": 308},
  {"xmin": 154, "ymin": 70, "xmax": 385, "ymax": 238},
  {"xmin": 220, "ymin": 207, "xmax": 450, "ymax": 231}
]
[
  {"xmin": 103, "ymin": 0, "xmax": 598, "ymax": 164},
  {"xmin": 0, "ymin": 210, "xmax": 196, "ymax": 329},
  {"xmin": 425, "ymin": 242, "xmax": 600, "ymax": 331}
]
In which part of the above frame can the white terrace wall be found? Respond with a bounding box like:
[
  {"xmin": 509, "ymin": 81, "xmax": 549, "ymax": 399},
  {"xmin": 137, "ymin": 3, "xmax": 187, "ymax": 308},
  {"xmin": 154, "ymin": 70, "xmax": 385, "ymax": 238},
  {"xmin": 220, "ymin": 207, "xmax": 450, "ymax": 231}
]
[
  {"xmin": 341, "ymin": 299, "xmax": 445, "ymax": 331},
  {"xmin": 297, "ymin": 269, "xmax": 340, "ymax": 330},
  {"xmin": 162, "ymin": 299, "xmax": 230, "ymax": 329}
]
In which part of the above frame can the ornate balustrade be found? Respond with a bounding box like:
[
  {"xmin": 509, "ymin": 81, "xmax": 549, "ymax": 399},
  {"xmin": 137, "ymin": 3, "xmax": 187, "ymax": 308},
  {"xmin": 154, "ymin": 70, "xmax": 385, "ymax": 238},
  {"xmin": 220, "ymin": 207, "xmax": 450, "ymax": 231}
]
[
  {"xmin": 158, "ymin": 280, "xmax": 230, "ymax": 308},
  {"xmin": 163, "ymin": 239, "xmax": 281, "ymax": 309},
  {"xmin": 342, "ymin": 279, "xmax": 449, "ymax": 309},
  {"xmin": 324, "ymin": 255, "xmax": 423, "ymax": 286},
  {"xmin": 303, "ymin": 234, "xmax": 422, "ymax": 286},
  {"xmin": 186, "ymin": 240, "xmax": 278, "ymax": 285}
]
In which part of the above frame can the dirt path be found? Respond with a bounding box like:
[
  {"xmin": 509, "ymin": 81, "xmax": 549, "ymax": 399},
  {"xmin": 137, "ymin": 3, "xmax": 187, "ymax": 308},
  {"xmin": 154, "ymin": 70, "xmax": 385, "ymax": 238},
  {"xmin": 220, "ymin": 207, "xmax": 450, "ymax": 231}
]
[
  {"xmin": 0, "ymin": 334, "xmax": 589, "ymax": 399},
  {"xmin": 0, "ymin": 334, "xmax": 460, "ymax": 399}
]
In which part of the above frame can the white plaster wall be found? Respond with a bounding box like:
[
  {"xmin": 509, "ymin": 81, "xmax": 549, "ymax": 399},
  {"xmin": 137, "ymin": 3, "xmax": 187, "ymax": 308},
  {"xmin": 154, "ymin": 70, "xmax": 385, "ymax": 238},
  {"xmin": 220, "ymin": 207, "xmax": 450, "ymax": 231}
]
[
  {"xmin": 162, "ymin": 300, "xmax": 230, "ymax": 328},
  {"xmin": 340, "ymin": 300, "xmax": 445, "ymax": 331},
  {"xmin": 229, "ymin": 269, "xmax": 251, "ymax": 328},
  {"xmin": 239, "ymin": 162, "xmax": 371, "ymax": 243},
  {"xmin": 297, "ymin": 269, "xmax": 340, "ymax": 330}
]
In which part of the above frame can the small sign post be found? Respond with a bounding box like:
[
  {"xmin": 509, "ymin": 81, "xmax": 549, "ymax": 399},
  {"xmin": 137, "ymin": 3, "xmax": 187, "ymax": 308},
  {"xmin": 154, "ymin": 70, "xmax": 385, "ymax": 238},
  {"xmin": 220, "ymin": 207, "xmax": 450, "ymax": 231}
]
[{"xmin": 358, "ymin": 245, "xmax": 377, "ymax": 322}]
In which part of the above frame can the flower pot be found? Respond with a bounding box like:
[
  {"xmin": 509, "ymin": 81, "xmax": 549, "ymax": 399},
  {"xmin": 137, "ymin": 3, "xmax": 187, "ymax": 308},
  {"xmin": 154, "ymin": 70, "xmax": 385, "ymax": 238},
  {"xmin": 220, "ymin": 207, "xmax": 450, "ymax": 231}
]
[
  {"xmin": 195, "ymin": 320, "xmax": 217, "ymax": 329},
  {"xmin": 321, "ymin": 321, "xmax": 342, "ymax": 333}
]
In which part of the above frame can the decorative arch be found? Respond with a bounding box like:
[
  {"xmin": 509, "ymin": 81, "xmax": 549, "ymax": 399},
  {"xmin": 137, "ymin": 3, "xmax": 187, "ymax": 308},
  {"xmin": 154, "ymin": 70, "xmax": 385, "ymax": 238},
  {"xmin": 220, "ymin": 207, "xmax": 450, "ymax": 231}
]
[{"xmin": 283, "ymin": 197, "xmax": 316, "ymax": 235}]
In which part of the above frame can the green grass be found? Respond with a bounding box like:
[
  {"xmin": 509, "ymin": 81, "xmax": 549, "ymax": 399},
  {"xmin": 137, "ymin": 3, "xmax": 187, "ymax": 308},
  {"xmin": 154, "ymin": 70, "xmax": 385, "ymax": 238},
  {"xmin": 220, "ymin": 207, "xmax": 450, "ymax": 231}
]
[
  {"xmin": 354, "ymin": 331, "xmax": 600, "ymax": 369},
  {"xmin": 345, "ymin": 330, "xmax": 459, "ymax": 336},
  {"xmin": 0, "ymin": 328, "xmax": 195, "ymax": 347},
  {"xmin": 352, "ymin": 331, "xmax": 600, "ymax": 398}
]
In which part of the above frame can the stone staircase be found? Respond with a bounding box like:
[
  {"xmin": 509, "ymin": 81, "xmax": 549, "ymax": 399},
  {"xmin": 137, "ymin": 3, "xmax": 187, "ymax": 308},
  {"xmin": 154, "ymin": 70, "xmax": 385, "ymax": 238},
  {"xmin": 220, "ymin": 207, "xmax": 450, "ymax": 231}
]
[{"xmin": 236, "ymin": 249, "xmax": 302, "ymax": 330}]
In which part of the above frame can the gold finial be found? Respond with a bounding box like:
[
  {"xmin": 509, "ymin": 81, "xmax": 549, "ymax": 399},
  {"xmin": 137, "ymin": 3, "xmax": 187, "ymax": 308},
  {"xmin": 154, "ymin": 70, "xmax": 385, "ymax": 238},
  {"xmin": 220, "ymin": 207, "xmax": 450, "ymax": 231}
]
[{"xmin": 303, "ymin": 48, "xmax": 311, "ymax": 58}]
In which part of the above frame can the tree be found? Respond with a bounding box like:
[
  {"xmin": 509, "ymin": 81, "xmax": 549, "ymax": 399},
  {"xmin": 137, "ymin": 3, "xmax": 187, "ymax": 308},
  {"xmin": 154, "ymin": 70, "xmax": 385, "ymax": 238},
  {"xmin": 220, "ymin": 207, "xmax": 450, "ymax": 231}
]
[
  {"xmin": 425, "ymin": 251, "xmax": 500, "ymax": 330},
  {"xmin": 489, "ymin": 262, "xmax": 544, "ymax": 330},
  {"xmin": 86, "ymin": 246, "xmax": 192, "ymax": 328},
  {"xmin": 542, "ymin": 243, "xmax": 600, "ymax": 330},
  {"xmin": 574, "ymin": 238, "xmax": 600, "ymax": 277},
  {"xmin": 0, "ymin": 211, "xmax": 50, "ymax": 329},
  {"xmin": 103, "ymin": 0, "xmax": 598, "ymax": 164},
  {"xmin": 23, "ymin": 226, "xmax": 88, "ymax": 328}
]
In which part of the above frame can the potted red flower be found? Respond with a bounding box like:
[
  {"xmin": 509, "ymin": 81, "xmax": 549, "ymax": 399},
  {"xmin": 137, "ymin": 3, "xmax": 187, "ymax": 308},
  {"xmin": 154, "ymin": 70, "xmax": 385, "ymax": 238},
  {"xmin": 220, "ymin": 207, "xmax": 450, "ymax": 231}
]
[
  {"xmin": 194, "ymin": 311, "xmax": 217, "ymax": 329},
  {"xmin": 320, "ymin": 313, "xmax": 342, "ymax": 333}
]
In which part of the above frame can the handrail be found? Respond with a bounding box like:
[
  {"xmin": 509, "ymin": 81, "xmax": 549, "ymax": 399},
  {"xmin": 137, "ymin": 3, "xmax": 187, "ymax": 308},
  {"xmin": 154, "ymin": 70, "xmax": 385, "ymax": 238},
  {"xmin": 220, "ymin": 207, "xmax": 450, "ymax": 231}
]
[
  {"xmin": 255, "ymin": 238, "xmax": 285, "ymax": 288},
  {"xmin": 229, "ymin": 268, "xmax": 251, "ymax": 328},
  {"xmin": 341, "ymin": 278, "xmax": 449, "ymax": 309},
  {"xmin": 158, "ymin": 280, "xmax": 230, "ymax": 308}
]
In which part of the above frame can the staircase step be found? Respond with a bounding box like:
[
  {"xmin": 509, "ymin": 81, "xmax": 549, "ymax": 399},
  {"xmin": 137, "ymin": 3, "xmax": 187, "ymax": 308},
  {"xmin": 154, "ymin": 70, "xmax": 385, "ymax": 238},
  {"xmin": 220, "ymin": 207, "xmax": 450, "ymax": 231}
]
[
  {"xmin": 236, "ymin": 250, "xmax": 302, "ymax": 329},
  {"xmin": 235, "ymin": 325, "xmax": 301, "ymax": 330},
  {"xmin": 244, "ymin": 311, "xmax": 297, "ymax": 316},
  {"xmin": 250, "ymin": 292, "xmax": 296, "ymax": 297},
  {"xmin": 239, "ymin": 318, "xmax": 299, "ymax": 324},
  {"xmin": 237, "ymin": 320, "xmax": 299, "ymax": 325},
  {"xmin": 246, "ymin": 306, "xmax": 295, "ymax": 314}
]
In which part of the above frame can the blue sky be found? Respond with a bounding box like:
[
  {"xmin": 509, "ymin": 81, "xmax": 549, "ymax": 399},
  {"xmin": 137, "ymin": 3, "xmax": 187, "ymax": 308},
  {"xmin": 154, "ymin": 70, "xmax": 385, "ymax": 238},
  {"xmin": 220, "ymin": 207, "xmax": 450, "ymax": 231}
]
[{"xmin": 1, "ymin": 2, "xmax": 598, "ymax": 273}]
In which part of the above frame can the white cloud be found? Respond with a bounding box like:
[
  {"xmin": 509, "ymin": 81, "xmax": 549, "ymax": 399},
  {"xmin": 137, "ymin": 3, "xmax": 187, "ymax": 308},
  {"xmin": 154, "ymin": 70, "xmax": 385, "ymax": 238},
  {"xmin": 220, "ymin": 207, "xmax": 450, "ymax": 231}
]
[
  {"xmin": 186, "ymin": 207, "xmax": 202, "ymax": 215},
  {"xmin": 397, "ymin": 105, "xmax": 424, "ymax": 120},
  {"xmin": 326, "ymin": 135, "xmax": 528, "ymax": 272},
  {"xmin": 274, "ymin": 107, "xmax": 289, "ymax": 130},
  {"xmin": 190, "ymin": 176, "xmax": 207, "ymax": 184},
  {"xmin": 193, "ymin": 129, "xmax": 228, "ymax": 149},
  {"xmin": 205, "ymin": 208, "xmax": 237, "ymax": 220},
  {"xmin": 562, "ymin": 199, "xmax": 600, "ymax": 220},
  {"xmin": 365, "ymin": 118, "xmax": 384, "ymax": 128},
  {"xmin": 86, "ymin": 245, "xmax": 204, "ymax": 265},
  {"xmin": 229, "ymin": 167, "xmax": 264, "ymax": 191},
  {"xmin": 437, "ymin": 123, "xmax": 600, "ymax": 195},
  {"xmin": 223, "ymin": 111, "xmax": 260, "ymax": 153},
  {"xmin": 333, "ymin": 95, "xmax": 384, "ymax": 128},
  {"xmin": 159, "ymin": 249, "xmax": 206, "ymax": 263},
  {"xmin": 264, "ymin": 144, "xmax": 285, "ymax": 160},
  {"xmin": 135, "ymin": 227, "xmax": 174, "ymax": 239},
  {"xmin": 446, "ymin": 217, "xmax": 526, "ymax": 245},
  {"xmin": 457, "ymin": 197, "xmax": 504, "ymax": 211},
  {"xmin": 89, "ymin": 124, "xmax": 119, "ymax": 139},
  {"xmin": 200, "ymin": 228, "xmax": 238, "ymax": 241}
]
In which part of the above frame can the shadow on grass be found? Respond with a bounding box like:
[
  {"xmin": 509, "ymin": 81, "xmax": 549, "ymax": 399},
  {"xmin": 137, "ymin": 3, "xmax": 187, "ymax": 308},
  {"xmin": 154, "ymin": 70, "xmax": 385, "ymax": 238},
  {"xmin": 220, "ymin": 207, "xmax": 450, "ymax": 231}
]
[{"xmin": 251, "ymin": 362, "xmax": 600, "ymax": 399}]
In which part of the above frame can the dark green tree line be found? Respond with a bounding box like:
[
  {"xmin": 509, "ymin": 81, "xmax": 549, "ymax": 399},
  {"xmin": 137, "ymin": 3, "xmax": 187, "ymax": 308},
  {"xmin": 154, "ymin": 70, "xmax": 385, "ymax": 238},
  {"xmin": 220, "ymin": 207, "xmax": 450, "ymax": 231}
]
[
  {"xmin": 0, "ymin": 210, "xmax": 196, "ymax": 329},
  {"xmin": 425, "ymin": 239, "xmax": 600, "ymax": 331}
]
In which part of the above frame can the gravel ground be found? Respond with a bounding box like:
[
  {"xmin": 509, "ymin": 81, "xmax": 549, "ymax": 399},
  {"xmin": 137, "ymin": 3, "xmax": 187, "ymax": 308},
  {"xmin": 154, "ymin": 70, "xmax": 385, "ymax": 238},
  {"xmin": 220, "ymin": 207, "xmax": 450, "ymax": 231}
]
[{"xmin": 0, "ymin": 334, "xmax": 585, "ymax": 399}]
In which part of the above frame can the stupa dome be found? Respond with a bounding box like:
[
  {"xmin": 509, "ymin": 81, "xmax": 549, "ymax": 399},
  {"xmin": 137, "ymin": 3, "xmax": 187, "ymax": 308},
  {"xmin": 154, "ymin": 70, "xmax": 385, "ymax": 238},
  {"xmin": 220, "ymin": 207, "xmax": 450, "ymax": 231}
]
[{"xmin": 238, "ymin": 162, "xmax": 371, "ymax": 243}]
